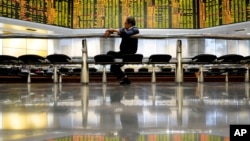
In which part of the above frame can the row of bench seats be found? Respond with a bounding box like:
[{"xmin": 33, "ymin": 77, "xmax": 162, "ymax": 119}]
[
  {"xmin": 0, "ymin": 54, "xmax": 71, "ymax": 64},
  {"xmin": 93, "ymin": 53, "xmax": 250, "ymax": 82},
  {"xmin": 1, "ymin": 53, "xmax": 250, "ymax": 83},
  {"xmin": 191, "ymin": 54, "xmax": 249, "ymax": 63},
  {"xmin": 189, "ymin": 54, "xmax": 250, "ymax": 82},
  {"xmin": 0, "ymin": 54, "xmax": 73, "ymax": 83},
  {"xmin": 1, "ymin": 53, "xmax": 249, "ymax": 65}
]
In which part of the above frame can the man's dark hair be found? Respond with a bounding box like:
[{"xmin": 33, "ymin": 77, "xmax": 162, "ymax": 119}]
[{"xmin": 127, "ymin": 16, "xmax": 136, "ymax": 26}]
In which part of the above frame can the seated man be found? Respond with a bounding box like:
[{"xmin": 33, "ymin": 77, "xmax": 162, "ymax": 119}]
[{"xmin": 104, "ymin": 16, "xmax": 140, "ymax": 85}]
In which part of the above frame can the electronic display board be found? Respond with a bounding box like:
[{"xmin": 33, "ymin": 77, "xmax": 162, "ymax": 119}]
[
  {"xmin": 1, "ymin": 0, "xmax": 250, "ymax": 29},
  {"xmin": 199, "ymin": 0, "xmax": 250, "ymax": 28},
  {"xmin": 72, "ymin": 0, "xmax": 197, "ymax": 29}
]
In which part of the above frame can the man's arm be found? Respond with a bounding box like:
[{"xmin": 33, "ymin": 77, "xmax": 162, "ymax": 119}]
[
  {"xmin": 104, "ymin": 29, "xmax": 120, "ymax": 37},
  {"xmin": 119, "ymin": 27, "xmax": 139, "ymax": 37},
  {"xmin": 104, "ymin": 27, "xmax": 139, "ymax": 38}
]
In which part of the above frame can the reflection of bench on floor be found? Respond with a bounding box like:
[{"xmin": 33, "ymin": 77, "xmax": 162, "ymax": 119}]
[{"xmin": 0, "ymin": 72, "xmax": 245, "ymax": 83}]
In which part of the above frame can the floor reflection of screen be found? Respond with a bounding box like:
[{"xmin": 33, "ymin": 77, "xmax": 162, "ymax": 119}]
[
  {"xmin": 46, "ymin": 133, "xmax": 229, "ymax": 141},
  {"xmin": 2, "ymin": 112, "xmax": 47, "ymax": 129}
]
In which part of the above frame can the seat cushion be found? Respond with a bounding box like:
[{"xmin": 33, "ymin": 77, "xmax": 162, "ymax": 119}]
[
  {"xmin": 0, "ymin": 55, "xmax": 18, "ymax": 64},
  {"xmin": 18, "ymin": 54, "xmax": 45, "ymax": 63},
  {"xmin": 192, "ymin": 54, "xmax": 217, "ymax": 63},
  {"xmin": 94, "ymin": 54, "xmax": 114, "ymax": 64},
  {"xmin": 122, "ymin": 54, "xmax": 143, "ymax": 63},
  {"xmin": 124, "ymin": 68, "xmax": 135, "ymax": 73},
  {"xmin": 149, "ymin": 54, "xmax": 172, "ymax": 63},
  {"xmin": 46, "ymin": 54, "xmax": 71, "ymax": 63},
  {"xmin": 217, "ymin": 54, "xmax": 244, "ymax": 63}
]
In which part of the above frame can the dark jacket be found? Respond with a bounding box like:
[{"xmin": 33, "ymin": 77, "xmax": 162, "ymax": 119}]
[{"xmin": 119, "ymin": 26, "xmax": 139, "ymax": 54}]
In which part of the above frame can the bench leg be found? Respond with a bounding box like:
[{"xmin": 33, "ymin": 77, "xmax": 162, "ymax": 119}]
[
  {"xmin": 53, "ymin": 65, "xmax": 58, "ymax": 83},
  {"xmin": 198, "ymin": 65, "xmax": 204, "ymax": 83},
  {"xmin": 102, "ymin": 65, "xmax": 107, "ymax": 83},
  {"xmin": 27, "ymin": 71, "xmax": 31, "ymax": 83},
  {"xmin": 26, "ymin": 65, "xmax": 32, "ymax": 83},
  {"xmin": 245, "ymin": 64, "xmax": 249, "ymax": 82},
  {"xmin": 151, "ymin": 64, "xmax": 156, "ymax": 83},
  {"xmin": 225, "ymin": 72, "xmax": 228, "ymax": 82},
  {"xmin": 59, "ymin": 74, "xmax": 62, "ymax": 83}
]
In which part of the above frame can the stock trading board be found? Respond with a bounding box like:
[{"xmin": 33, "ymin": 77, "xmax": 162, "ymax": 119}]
[
  {"xmin": 199, "ymin": 0, "xmax": 250, "ymax": 28},
  {"xmin": 0, "ymin": 0, "xmax": 250, "ymax": 29}
]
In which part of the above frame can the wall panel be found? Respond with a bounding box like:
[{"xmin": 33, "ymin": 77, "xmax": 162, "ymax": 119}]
[{"xmin": 3, "ymin": 48, "xmax": 27, "ymax": 57}]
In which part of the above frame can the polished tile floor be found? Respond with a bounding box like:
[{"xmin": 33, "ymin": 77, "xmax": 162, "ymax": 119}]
[{"xmin": 0, "ymin": 82, "xmax": 249, "ymax": 141}]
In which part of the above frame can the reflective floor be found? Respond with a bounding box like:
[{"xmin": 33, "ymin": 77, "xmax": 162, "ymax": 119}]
[{"xmin": 0, "ymin": 82, "xmax": 249, "ymax": 141}]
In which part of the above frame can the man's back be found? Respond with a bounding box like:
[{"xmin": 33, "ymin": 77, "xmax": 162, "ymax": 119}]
[{"xmin": 119, "ymin": 26, "xmax": 139, "ymax": 54}]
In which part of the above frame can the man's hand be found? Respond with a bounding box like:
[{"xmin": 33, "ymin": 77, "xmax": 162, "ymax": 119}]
[
  {"xmin": 104, "ymin": 30, "xmax": 111, "ymax": 37},
  {"xmin": 104, "ymin": 28, "xmax": 119, "ymax": 37}
]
